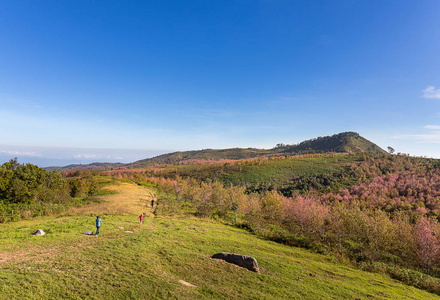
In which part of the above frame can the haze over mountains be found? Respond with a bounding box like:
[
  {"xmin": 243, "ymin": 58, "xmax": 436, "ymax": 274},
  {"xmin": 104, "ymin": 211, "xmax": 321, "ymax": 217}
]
[{"xmin": 48, "ymin": 132, "xmax": 385, "ymax": 171}]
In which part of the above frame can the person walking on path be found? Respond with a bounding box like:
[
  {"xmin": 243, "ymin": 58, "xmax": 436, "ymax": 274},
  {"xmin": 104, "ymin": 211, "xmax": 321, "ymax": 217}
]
[
  {"xmin": 95, "ymin": 216, "xmax": 102, "ymax": 236},
  {"xmin": 138, "ymin": 213, "xmax": 145, "ymax": 225},
  {"xmin": 151, "ymin": 199, "xmax": 155, "ymax": 208}
]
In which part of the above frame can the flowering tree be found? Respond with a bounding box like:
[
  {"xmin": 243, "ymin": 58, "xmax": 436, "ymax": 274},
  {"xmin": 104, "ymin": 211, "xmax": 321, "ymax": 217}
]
[
  {"xmin": 283, "ymin": 194, "xmax": 328, "ymax": 242},
  {"xmin": 414, "ymin": 217, "xmax": 440, "ymax": 272}
]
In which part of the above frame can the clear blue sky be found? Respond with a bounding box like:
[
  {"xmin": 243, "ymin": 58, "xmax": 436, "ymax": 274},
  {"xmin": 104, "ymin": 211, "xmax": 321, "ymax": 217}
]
[{"xmin": 1, "ymin": 0, "xmax": 440, "ymax": 167}]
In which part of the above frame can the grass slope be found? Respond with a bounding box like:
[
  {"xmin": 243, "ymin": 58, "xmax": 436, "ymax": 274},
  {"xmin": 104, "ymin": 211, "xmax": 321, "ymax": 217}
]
[
  {"xmin": 139, "ymin": 153, "xmax": 363, "ymax": 195},
  {"xmin": 0, "ymin": 181, "xmax": 434, "ymax": 299},
  {"xmin": 193, "ymin": 154, "xmax": 356, "ymax": 184},
  {"xmin": 131, "ymin": 147, "xmax": 273, "ymax": 167}
]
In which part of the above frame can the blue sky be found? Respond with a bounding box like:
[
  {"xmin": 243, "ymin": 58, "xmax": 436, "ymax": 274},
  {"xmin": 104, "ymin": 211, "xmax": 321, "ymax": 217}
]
[{"xmin": 1, "ymin": 0, "xmax": 440, "ymax": 167}]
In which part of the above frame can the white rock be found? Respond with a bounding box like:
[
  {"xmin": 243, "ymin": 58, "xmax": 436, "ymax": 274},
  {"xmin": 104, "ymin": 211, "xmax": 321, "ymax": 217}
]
[{"xmin": 32, "ymin": 229, "xmax": 45, "ymax": 236}]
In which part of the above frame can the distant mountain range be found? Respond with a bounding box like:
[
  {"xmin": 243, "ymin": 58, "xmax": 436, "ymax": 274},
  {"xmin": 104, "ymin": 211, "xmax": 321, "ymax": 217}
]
[{"xmin": 48, "ymin": 132, "xmax": 386, "ymax": 171}]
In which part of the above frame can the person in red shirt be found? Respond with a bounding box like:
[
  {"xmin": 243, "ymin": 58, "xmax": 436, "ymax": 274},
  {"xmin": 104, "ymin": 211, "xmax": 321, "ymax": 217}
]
[{"xmin": 138, "ymin": 213, "xmax": 145, "ymax": 225}]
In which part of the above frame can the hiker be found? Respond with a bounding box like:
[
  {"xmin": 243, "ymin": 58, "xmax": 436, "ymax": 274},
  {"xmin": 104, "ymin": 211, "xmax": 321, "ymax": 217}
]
[
  {"xmin": 138, "ymin": 213, "xmax": 145, "ymax": 224},
  {"xmin": 95, "ymin": 216, "xmax": 102, "ymax": 236},
  {"xmin": 151, "ymin": 199, "xmax": 155, "ymax": 208}
]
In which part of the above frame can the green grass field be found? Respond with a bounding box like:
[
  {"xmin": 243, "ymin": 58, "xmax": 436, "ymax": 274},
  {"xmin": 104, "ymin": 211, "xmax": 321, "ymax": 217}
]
[
  {"xmin": 0, "ymin": 181, "xmax": 437, "ymax": 299},
  {"xmin": 142, "ymin": 153, "xmax": 363, "ymax": 195}
]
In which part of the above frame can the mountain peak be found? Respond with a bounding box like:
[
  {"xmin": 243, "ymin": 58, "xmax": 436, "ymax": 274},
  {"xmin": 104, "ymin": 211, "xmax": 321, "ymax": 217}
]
[{"xmin": 282, "ymin": 132, "xmax": 385, "ymax": 155}]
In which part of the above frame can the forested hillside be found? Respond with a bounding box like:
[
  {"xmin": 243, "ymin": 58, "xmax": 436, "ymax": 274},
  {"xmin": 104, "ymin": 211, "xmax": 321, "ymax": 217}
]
[
  {"xmin": 105, "ymin": 152, "xmax": 440, "ymax": 295},
  {"xmin": 48, "ymin": 132, "xmax": 385, "ymax": 171},
  {"xmin": 130, "ymin": 132, "xmax": 385, "ymax": 167}
]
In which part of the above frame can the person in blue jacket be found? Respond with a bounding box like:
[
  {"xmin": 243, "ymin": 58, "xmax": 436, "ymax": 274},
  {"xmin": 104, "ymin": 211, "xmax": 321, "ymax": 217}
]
[{"xmin": 95, "ymin": 216, "xmax": 102, "ymax": 236}]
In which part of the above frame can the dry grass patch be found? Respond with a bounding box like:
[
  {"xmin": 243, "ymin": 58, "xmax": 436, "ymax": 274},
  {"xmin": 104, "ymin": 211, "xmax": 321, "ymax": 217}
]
[{"xmin": 61, "ymin": 181, "xmax": 154, "ymax": 216}]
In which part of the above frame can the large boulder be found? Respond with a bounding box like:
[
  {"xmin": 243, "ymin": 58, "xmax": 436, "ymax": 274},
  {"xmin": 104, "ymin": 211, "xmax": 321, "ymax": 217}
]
[
  {"xmin": 32, "ymin": 229, "xmax": 45, "ymax": 236},
  {"xmin": 211, "ymin": 252, "xmax": 260, "ymax": 273}
]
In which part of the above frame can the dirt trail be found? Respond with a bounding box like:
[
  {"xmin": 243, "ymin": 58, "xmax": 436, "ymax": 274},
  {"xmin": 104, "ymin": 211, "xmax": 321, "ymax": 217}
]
[
  {"xmin": 61, "ymin": 181, "xmax": 155, "ymax": 216},
  {"xmin": 0, "ymin": 182, "xmax": 156, "ymax": 265}
]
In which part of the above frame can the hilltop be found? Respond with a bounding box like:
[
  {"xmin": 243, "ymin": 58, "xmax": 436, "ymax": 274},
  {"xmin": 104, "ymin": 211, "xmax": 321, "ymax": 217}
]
[{"xmin": 280, "ymin": 131, "xmax": 385, "ymax": 154}]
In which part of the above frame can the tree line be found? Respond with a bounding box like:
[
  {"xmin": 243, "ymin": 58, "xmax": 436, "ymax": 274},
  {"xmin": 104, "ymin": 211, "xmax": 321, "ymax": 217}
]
[{"xmin": 0, "ymin": 158, "xmax": 100, "ymax": 222}]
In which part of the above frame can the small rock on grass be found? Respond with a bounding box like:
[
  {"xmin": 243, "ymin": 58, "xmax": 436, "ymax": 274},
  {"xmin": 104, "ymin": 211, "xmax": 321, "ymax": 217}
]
[
  {"xmin": 178, "ymin": 280, "xmax": 197, "ymax": 288},
  {"xmin": 32, "ymin": 229, "xmax": 45, "ymax": 236}
]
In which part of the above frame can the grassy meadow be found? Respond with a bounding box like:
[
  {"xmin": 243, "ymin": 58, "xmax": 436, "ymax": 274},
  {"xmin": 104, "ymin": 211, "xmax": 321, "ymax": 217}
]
[{"xmin": 0, "ymin": 180, "xmax": 438, "ymax": 299}]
